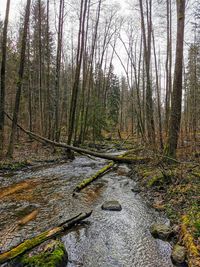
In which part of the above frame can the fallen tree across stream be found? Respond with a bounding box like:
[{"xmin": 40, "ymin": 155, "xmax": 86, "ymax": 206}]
[
  {"xmin": 0, "ymin": 211, "xmax": 92, "ymax": 264},
  {"xmin": 5, "ymin": 112, "xmax": 149, "ymax": 164},
  {"xmin": 73, "ymin": 162, "xmax": 115, "ymax": 193}
]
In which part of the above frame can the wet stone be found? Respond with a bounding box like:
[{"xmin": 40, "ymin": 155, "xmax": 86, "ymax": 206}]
[
  {"xmin": 171, "ymin": 244, "xmax": 186, "ymax": 265},
  {"xmin": 131, "ymin": 187, "xmax": 141, "ymax": 193},
  {"xmin": 101, "ymin": 200, "xmax": 122, "ymax": 211},
  {"xmin": 150, "ymin": 223, "xmax": 174, "ymax": 240}
]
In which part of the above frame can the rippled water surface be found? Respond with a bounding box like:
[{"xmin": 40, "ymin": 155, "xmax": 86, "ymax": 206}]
[{"xmin": 0, "ymin": 156, "xmax": 174, "ymax": 266}]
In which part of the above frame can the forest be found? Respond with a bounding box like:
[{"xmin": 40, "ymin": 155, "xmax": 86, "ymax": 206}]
[{"xmin": 0, "ymin": 0, "xmax": 199, "ymax": 266}]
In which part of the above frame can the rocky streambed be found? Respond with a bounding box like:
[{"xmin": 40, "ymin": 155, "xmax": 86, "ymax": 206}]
[{"xmin": 0, "ymin": 155, "xmax": 175, "ymax": 266}]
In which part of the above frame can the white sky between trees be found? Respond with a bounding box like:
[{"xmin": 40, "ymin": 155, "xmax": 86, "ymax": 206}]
[
  {"xmin": 0, "ymin": 0, "xmax": 197, "ymax": 88},
  {"xmin": 0, "ymin": 0, "xmax": 129, "ymax": 76}
]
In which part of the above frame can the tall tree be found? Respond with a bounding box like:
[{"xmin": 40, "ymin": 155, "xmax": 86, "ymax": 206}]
[
  {"xmin": 54, "ymin": 0, "xmax": 64, "ymax": 142},
  {"xmin": 139, "ymin": 0, "xmax": 155, "ymax": 145},
  {"xmin": 67, "ymin": 0, "xmax": 88, "ymax": 147},
  {"xmin": 0, "ymin": 0, "xmax": 11, "ymax": 154},
  {"xmin": 165, "ymin": 0, "xmax": 185, "ymax": 158},
  {"xmin": 165, "ymin": 0, "xmax": 172, "ymax": 132},
  {"xmin": 7, "ymin": 0, "xmax": 31, "ymax": 157},
  {"xmin": 152, "ymin": 29, "xmax": 163, "ymax": 149}
]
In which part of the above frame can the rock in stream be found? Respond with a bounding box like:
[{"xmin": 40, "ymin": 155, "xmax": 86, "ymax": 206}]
[{"xmin": 101, "ymin": 200, "xmax": 122, "ymax": 211}]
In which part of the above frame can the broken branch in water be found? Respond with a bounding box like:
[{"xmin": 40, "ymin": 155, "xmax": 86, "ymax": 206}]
[{"xmin": 0, "ymin": 211, "xmax": 92, "ymax": 264}]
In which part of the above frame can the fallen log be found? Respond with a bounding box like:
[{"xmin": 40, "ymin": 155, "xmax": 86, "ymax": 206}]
[
  {"xmin": 0, "ymin": 211, "xmax": 92, "ymax": 264},
  {"xmin": 5, "ymin": 112, "xmax": 149, "ymax": 164},
  {"xmin": 74, "ymin": 162, "xmax": 115, "ymax": 193},
  {"xmin": 73, "ymin": 152, "xmax": 130, "ymax": 193}
]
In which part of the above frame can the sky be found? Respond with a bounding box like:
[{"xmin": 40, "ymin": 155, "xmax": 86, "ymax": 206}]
[
  {"xmin": 0, "ymin": 0, "xmax": 129, "ymax": 19},
  {"xmin": 0, "ymin": 0, "xmax": 197, "ymax": 78},
  {"xmin": 0, "ymin": 0, "xmax": 21, "ymax": 20},
  {"xmin": 0, "ymin": 0, "xmax": 130, "ymax": 76}
]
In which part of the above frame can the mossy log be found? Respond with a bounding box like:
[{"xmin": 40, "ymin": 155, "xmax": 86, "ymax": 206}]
[
  {"xmin": 19, "ymin": 240, "xmax": 68, "ymax": 267},
  {"xmin": 0, "ymin": 211, "xmax": 92, "ymax": 264},
  {"xmin": 5, "ymin": 112, "xmax": 149, "ymax": 164},
  {"xmin": 74, "ymin": 162, "xmax": 115, "ymax": 193},
  {"xmin": 181, "ymin": 215, "xmax": 199, "ymax": 261},
  {"xmin": 73, "ymin": 152, "xmax": 132, "ymax": 193}
]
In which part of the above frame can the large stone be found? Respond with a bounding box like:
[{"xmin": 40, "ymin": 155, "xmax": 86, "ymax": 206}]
[
  {"xmin": 117, "ymin": 165, "xmax": 131, "ymax": 176},
  {"xmin": 150, "ymin": 223, "xmax": 174, "ymax": 240},
  {"xmin": 171, "ymin": 244, "xmax": 186, "ymax": 264},
  {"xmin": 101, "ymin": 200, "xmax": 122, "ymax": 211}
]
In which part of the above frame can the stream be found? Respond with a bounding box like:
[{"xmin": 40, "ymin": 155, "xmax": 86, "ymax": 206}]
[{"xmin": 0, "ymin": 155, "xmax": 174, "ymax": 266}]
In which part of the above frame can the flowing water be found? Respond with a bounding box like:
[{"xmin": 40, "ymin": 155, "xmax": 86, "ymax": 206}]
[{"xmin": 0, "ymin": 155, "xmax": 174, "ymax": 266}]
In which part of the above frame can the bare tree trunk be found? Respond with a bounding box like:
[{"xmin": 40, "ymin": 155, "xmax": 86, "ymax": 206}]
[
  {"xmin": 139, "ymin": 0, "xmax": 155, "ymax": 145},
  {"xmin": 165, "ymin": 0, "xmax": 185, "ymax": 158},
  {"xmin": 38, "ymin": 0, "xmax": 43, "ymax": 134},
  {"xmin": 0, "ymin": 0, "xmax": 11, "ymax": 154},
  {"xmin": 54, "ymin": 0, "xmax": 64, "ymax": 142},
  {"xmin": 152, "ymin": 29, "xmax": 163, "ymax": 149},
  {"xmin": 165, "ymin": 0, "xmax": 172, "ymax": 133},
  {"xmin": 67, "ymin": 0, "xmax": 88, "ymax": 146},
  {"xmin": 27, "ymin": 26, "xmax": 32, "ymax": 133},
  {"xmin": 7, "ymin": 0, "xmax": 31, "ymax": 157},
  {"xmin": 46, "ymin": 0, "xmax": 51, "ymax": 139}
]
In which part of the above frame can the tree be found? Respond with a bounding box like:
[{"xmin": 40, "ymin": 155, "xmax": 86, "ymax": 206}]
[
  {"xmin": 7, "ymin": 0, "xmax": 31, "ymax": 157},
  {"xmin": 139, "ymin": 0, "xmax": 155, "ymax": 145},
  {"xmin": 165, "ymin": 0, "xmax": 185, "ymax": 158},
  {"xmin": 107, "ymin": 70, "xmax": 120, "ymax": 130},
  {"xmin": 0, "ymin": 0, "xmax": 11, "ymax": 154},
  {"xmin": 165, "ymin": 0, "xmax": 172, "ymax": 132},
  {"xmin": 54, "ymin": 0, "xmax": 64, "ymax": 142},
  {"xmin": 67, "ymin": 0, "xmax": 88, "ymax": 146}
]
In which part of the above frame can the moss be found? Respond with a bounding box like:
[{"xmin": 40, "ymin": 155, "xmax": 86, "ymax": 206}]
[
  {"xmin": 0, "ymin": 160, "xmax": 31, "ymax": 171},
  {"xmin": 19, "ymin": 240, "xmax": 67, "ymax": 267},
  {"xmin": 143, "ymin": 170, "xmax": 153, "ymax": 177},
  {"xmin": 165, "ymin": 204, "xmax": 177, "ymax": 221},
  {"xmin": 181, "ymin": 215, "xmax": 199, "ymax": 264},
  {"xmin": 191, "ymin": 172, "xmax": 200, "ymax": 178},
  {"xmin": 0, "ymin": 228, "xmax": 61, "ymax": 264},
  {"xmin": 147, "ymin": 174, "xmax": 163, "ymax": 188}
]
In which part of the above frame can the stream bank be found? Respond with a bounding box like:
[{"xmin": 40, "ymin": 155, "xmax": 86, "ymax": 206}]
[
  {"xmin": 0, "ymin": 153, "xmax": 174, "ymax": 266},
  {"xmin": 127, "ymin": 147, "xmax": 200, "ymax": 267}
]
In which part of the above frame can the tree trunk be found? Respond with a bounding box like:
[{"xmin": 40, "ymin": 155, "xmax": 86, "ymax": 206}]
[
  {"xmin": 68, "ymin": 0, "xmax": 88, "ymax": 147},
  {"xmin": 5, "ymin": 112, "xmax": 149, "ymax": 164},
  {"xmin": 0, "ymin": 0, "xmax": 11, "ymax": 154},
  {"xmin": 165, "ymin": 0, "xmax": 185, "ymax": 158},
  {"xmin": 54, "ymin": 0, "xmax": 64, "ymax": 142},
  {"xmin": 139, "ymin": 0, "xmax": 155, "ymax": 145},
  {"xmin": 152, "ymin": 29, "xmax": 163, "ymax": 150},
  {"xmin": 7, "ymin": 0, "xmax": 31, "ymax": 157}
]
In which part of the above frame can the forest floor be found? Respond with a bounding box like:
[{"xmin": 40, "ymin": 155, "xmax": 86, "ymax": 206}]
[
  {"xmin": 0, "ymin": 136, "xmax": 199, "ymax": 266},
  {"xmin": 0, "ymin": 140, "xmax": 68, "ymax": 172}
]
